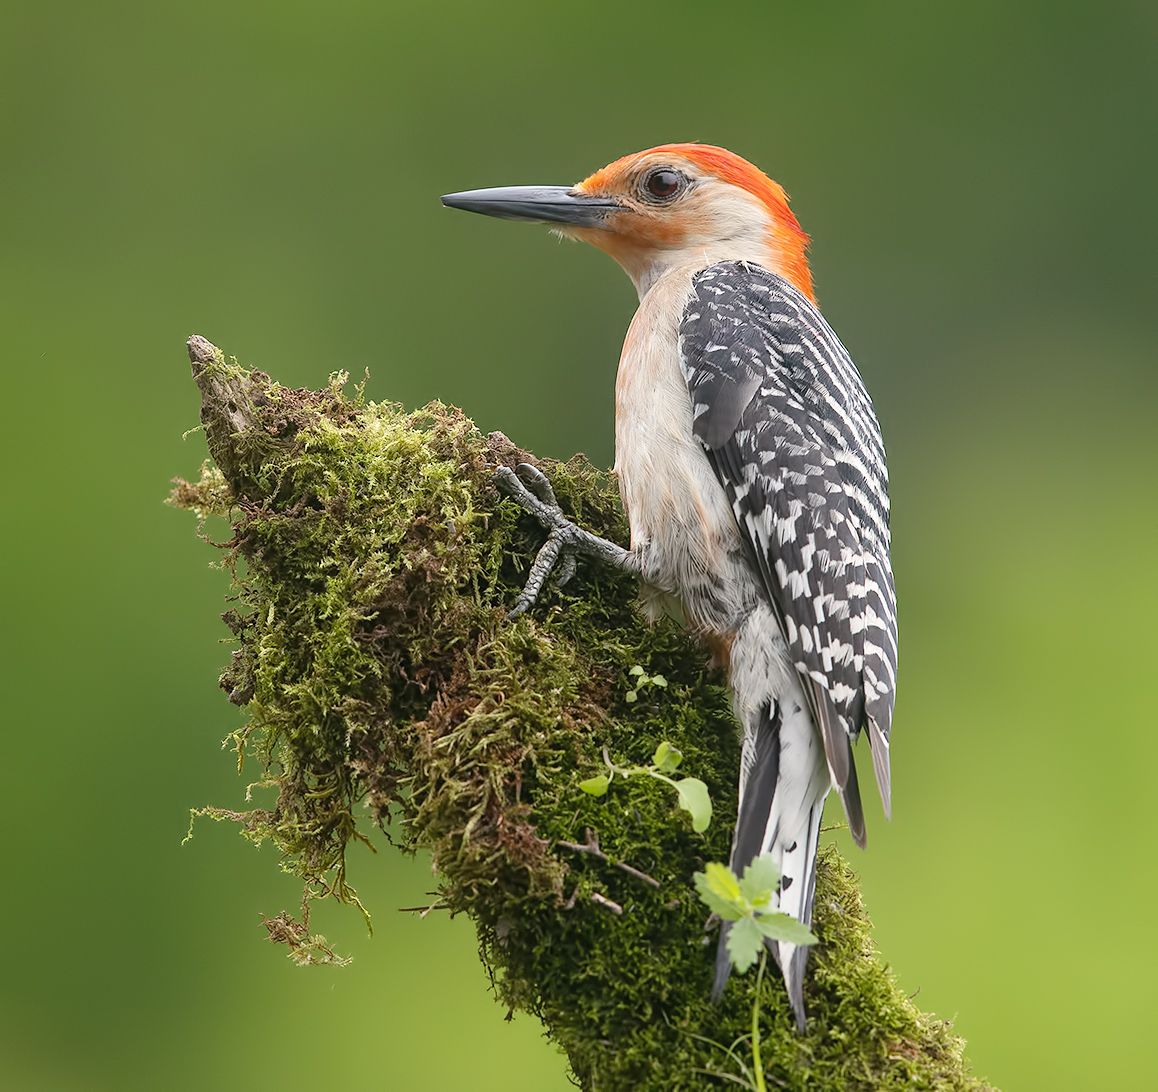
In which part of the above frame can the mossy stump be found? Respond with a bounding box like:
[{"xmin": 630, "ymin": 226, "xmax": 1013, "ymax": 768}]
[{"xmin": 172, "ymin": 335, "xmax": 991, "ymax": 1091}]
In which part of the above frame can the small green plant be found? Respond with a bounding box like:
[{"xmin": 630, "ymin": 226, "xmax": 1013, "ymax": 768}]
[
  {"xmin": 694, "ymin": 856, "xmax": 817, "ymax": 971},
  {"xmin": 624, "ymin": 663, "xmax": 667, "ymax": 703},
  {"xmin": 694, "ymin": 856, "xmax": 817, "ymax": 1091},
  {"xmin": 578, "ymin": 740, "xmax": 713, "ymax": 833}
]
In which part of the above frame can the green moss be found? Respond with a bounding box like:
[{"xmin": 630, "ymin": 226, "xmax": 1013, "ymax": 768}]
[{"xmin": 172, "ymin": 338, "xmax": 991, "ymax": 1091}]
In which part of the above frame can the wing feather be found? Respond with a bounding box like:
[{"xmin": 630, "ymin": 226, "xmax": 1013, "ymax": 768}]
[{"xmin": 679, "ymin": 261, "xmax": 898, "ymax": 829}]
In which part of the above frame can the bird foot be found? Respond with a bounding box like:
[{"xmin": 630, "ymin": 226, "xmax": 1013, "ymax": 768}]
[{"xmin": 494, "ymin": 463, "xmax": 633, "ymax": 618}]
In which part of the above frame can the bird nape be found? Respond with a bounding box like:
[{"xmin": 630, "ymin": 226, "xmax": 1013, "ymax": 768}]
[{"xmin": 442, "ymin": 143, "xmax": 898, "ymax": 1031}]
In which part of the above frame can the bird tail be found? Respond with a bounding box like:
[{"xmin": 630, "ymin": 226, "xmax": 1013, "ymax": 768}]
[
  {"xmin": 712, "ymin": 696, "xmax": 829, "ymax": 1030},
  {"xmin": 774, "ymin": 798, "xmax": 824, "ymax": 1030}
]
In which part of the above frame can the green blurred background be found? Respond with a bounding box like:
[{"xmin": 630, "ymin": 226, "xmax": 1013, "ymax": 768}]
[{"xmin": 3, "ymin": 2, "xmax": 1156, "ymax": 1088}]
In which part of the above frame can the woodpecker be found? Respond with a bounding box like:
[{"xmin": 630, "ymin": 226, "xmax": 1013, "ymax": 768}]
[{"xmin": 442, "ymin": 144, "xmax": 897, "ymax": 1029}]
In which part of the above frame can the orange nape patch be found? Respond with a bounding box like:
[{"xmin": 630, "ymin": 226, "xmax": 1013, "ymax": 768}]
[{"xmin": 576, "ymin": 142, "xmax": 815, "ymax": 302}]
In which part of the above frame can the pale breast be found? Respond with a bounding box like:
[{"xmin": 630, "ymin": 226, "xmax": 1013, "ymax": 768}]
[{"xmin": 614, "ymin": 269, "xmax": 754, "ymax": 633}]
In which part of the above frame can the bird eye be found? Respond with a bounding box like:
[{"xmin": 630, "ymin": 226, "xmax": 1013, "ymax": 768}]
[{"xmin": 643, "ymin": 168, "xmax": 684, "ymax": 201}]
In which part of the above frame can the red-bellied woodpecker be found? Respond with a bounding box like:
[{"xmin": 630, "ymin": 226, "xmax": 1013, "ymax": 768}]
[{"xmin": 442, "ymin": 144, "xmax": 897, "ymax": 1029}]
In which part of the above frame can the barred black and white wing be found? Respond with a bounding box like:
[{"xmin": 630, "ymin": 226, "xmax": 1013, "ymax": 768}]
[{"xmin": 679, "ymin": 261, "xmax": 898, "ymax": 843}]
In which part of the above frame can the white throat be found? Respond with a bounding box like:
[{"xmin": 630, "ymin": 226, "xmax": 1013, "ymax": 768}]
[{"xmin": 628, "ymin": 238, "xmax": 777, "ymax": 300}]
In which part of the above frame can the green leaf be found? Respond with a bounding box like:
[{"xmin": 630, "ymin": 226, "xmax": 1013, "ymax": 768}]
[
  {"xmin": 693, "ymin": 862, "xmax": 745, "ymax": 921},
  {"xmin": 651, "ymin": 740, "xmax": 683, "ymax": 774},
  {"xmin": 755, "ymin": 911, "xmax": 818, "ymax": 947},
  {"xmin": 739, "ymin": 854, "xmax": 780, "ymax": 906},
  {"xmin": 624, "ymin": 690, "xmax": 638, "ymax": 703},
  {"xmin": 725, "ymin": 915, "xmax": 763, "ymax": 974},
  {"xmin": 674, "ymin": 777, "xmax": 712, "ymax": 832},
  {"xmin": 628, "ymin": 665, "xmax": 645, "ymax": 676},
  {"xmin": 650, "ymin": 674, "xmax": 668, "ymax": 688},
  {"xmin": 578, "ymin": 774, "xmax": 610, "ymax": 797}
]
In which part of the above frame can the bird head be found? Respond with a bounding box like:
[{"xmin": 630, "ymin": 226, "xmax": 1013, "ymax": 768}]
[{"xmin": 442, "ymin": 143, "xmax": 813, "ymax": 301}]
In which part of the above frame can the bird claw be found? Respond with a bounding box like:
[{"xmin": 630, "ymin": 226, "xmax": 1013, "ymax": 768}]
[
  {"xmin": 495, "ymin": 464, "xmax": 580, "ymax": 617},
  {"xmin": 512, "ymin": 462, "xmax": 558, "ymax": 508},
  {"xmin": 494, "ymin": 463, "xmax": 634, "ymax": 618},
  {"xmin": 555, "ymin": 552, "xmax": 577, "ymax": 588},
  {"xmin": 493, "ymin": 464, "xmax": 566, "ymax": 529}
]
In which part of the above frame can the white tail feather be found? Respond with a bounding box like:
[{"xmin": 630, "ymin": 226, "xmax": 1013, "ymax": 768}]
[
  {"xmin": 773, "ymin": 798, "xmax": 825, "ymax": 1030},
  {"xmin": 715, "ymin": 611, "xmax": 832, "ymax": 1026},
  {"xmin": 714, "ymin": 684, "xmax": 831, "ymax": 1025},
  {"xmin": 757, "ymin": 699, "xmax": 828, "ymax": 1028}
]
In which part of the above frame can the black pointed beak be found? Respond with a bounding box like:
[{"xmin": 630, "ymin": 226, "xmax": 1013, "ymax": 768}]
[{"xmin": 441, "ymin": 185, "xmax": 620, "ymax": 227}]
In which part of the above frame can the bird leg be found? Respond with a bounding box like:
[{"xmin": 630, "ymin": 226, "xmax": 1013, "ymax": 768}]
[{"xmin": 494, "ymin": 463, "xmax": 636, "ymax": 617}]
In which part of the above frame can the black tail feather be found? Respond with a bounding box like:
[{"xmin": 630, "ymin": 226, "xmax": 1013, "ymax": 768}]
[
  {"xmin": 841, "ymin": 752, "xmax": 866, "ymax": 848},
  {"xmin": 731, "ymin": 701, "xmax": 782, "ymax": 871},
  {"xmin": 712, "ymin": 701, "xmax": 781, "ymax": 1002}
]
